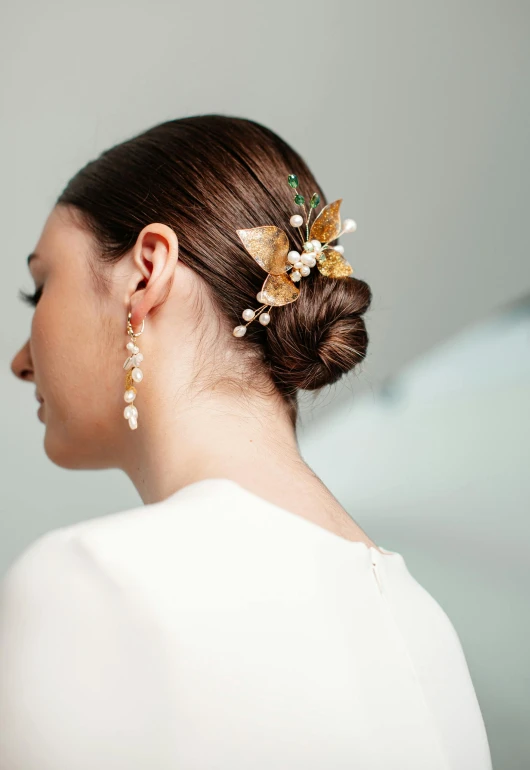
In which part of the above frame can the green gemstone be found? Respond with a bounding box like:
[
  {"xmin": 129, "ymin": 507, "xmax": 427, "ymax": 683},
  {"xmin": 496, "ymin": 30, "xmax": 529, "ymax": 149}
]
[
  {"xmin": 294, "ymin": 194, "xmax": 305, "ymax": 205},
  {"xmin": 288, "ymin": 174, "xmax": 299, "ymax": 188},
  {"xmin": 310, "ymin": 193, "xmax": 320, "ymax": 208}
]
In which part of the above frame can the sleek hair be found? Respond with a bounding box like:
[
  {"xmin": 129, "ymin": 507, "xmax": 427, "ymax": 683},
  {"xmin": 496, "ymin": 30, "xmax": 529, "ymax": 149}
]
[{"xmin": 56, "ymin": 114, "xmax": 372, "ymax": 427}]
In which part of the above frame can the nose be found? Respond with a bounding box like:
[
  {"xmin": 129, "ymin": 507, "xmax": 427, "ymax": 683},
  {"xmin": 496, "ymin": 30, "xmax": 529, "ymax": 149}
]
[{"xmin": 11, "ymin": 338, "xmax": 35, "ymax": 384}]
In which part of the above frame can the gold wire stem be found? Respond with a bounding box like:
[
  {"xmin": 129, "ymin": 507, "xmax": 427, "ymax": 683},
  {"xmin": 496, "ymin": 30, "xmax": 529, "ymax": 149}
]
[
  {"xmin": 304, "ymin": 203, "xmax": 310, "ymax": 241},
  {"xmin": 306, "ymin": 205, "xmax": 314, "ymax": 240}
]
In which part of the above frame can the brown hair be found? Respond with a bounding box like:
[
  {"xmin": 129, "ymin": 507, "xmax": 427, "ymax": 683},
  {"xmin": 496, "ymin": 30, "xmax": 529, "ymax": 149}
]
[{"xmin": 56, "ymin": 114, "xmax": 372, "ymax": 427}]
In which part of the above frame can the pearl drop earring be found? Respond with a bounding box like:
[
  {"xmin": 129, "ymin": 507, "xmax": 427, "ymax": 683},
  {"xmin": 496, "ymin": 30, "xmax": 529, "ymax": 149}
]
[{"xmin": 122, "ymin": 311, "xmax": 145, "ymax": 430}]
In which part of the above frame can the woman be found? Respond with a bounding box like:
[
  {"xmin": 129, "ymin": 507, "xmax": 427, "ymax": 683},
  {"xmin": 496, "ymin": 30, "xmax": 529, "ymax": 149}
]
[{"xmin": 2, "ymin": 115, "xmax": 492, "ymax": 769}]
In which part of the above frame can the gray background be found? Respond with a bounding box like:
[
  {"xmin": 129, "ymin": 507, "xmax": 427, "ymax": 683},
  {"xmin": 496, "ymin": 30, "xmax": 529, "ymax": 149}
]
[{"xmin": 1, "ymin": 1, "xmax": 529, "ymax": 767}]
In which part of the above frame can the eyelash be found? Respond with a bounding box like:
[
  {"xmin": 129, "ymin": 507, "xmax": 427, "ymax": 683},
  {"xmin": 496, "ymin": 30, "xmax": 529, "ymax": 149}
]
[{"xmin": 19, "ymin": 286, "xmax": 43, "ymax": 307}]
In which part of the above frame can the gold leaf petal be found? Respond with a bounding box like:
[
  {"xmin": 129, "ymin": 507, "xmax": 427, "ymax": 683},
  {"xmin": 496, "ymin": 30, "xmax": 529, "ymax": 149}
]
[
  {"xmin": 309, "ymin": 199, "xmax": 342, "ymax": 244},
  {"xmin": 236, "ymin": 226, "xmax": 289, "ymax": 274},
  {"xmin": 261, "ymin": 273, "xmax": 300, "ymax": 306},
  {"xmin": 316, "ymin": 249, "xmax": 354, "ymax": 278}
]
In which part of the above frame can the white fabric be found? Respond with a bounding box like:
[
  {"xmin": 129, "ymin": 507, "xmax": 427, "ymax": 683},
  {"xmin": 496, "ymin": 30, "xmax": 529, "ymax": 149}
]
[{"xmin": 0, "ymin": 477, "xmax": 492, "ymax": 769}]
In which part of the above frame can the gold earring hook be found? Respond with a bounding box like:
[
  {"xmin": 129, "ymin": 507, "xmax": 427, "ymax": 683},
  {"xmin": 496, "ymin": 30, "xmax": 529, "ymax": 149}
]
[{"xmin": 127, "ymin": 312, "xmax": 145, "ymax": 337}]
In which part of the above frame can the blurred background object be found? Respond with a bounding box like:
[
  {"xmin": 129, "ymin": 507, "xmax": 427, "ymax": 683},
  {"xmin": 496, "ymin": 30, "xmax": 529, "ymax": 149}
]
[{"xmin": 1, "ymin": 2, "xmax": 529, "ymax": 767}]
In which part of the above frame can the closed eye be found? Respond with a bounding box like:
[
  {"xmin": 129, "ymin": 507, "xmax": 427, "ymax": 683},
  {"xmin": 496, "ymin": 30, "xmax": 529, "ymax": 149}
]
[{"xmin": 19, "ymin": 286, "xmax": 43, "ymax": 307}]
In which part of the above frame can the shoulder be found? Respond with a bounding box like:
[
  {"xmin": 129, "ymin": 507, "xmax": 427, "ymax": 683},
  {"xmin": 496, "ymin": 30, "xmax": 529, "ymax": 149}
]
[
  {"xmin": 0, "ymin": 522, "xmax": 175, "ymax": 769},
  {"xmin": 2, "ymin": 526, "xmax": 93, "ymax": 602},
  {"xmin": 0, "ymin": 513, "xmax": 157, "ymax": 687},
  {"xmin": 1, "ymin": 493, "xmax": 162, "ymax": 595},
  {"xmin": 0, "ymin": 526, "xmax": 125, "ymax": 673},
  {"xmin": 1, "ymin": 523, "xmax": 116, "ymax": 607},
  {"xmin": 0, "ymin": 483, "xmax": 230, "ymax": 610}
]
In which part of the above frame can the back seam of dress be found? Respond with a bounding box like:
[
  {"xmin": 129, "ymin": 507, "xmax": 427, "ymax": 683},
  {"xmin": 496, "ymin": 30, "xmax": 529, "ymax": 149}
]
[{"xmin": 372, "ymin": 559, "xmax": 453, "ymax": 770}]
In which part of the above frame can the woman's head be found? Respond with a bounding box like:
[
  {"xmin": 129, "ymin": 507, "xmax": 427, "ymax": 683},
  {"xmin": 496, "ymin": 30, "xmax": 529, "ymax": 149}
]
[{"xmin": 11, "ymin": 115, "xmax": 372, "ymax": 472}]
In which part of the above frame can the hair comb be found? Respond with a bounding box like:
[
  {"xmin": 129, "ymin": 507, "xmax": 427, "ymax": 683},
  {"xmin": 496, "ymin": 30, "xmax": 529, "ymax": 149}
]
[{"xmin": 233, "ymin": 173, "xmax": 357, "ymax": 337}]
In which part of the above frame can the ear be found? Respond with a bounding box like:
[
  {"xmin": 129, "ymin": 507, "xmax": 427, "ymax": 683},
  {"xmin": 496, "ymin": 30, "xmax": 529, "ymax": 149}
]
[{"xmin": 127, "ymin": 223, "xmax": 179, "ymax": 328}]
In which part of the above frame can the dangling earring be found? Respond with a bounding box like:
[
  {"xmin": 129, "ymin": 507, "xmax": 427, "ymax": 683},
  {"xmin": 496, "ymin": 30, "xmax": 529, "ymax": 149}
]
[{"xmin": 123, "ymin": 311, "xmax": 145, "ymax": 430}]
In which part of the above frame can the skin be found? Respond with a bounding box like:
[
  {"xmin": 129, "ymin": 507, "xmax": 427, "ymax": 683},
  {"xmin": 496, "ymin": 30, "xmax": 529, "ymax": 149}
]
[{"xmin": 11, "ymin": 204, "xmax": 381, "ymax": 550}]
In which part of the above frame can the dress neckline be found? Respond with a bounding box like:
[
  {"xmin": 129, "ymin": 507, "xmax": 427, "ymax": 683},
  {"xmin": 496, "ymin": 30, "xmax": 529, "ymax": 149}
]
[{"xmin": 160, "ymin": 477, "xmax": 403, "ymax": 559}]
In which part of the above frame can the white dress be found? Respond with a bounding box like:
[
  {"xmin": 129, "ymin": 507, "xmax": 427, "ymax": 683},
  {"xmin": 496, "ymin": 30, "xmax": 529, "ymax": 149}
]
[{"xmin": 0, "ymin": 477, "xmax": 492, "ymax": 770}]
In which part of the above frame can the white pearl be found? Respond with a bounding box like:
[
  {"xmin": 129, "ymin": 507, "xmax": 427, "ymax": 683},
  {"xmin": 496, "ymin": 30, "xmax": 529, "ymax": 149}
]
[
  {"xmin": 242, "ymin": 308, "xmax": 255, "ymax": 321},
  {"xmin": 130, "ymin": 405, "xmax": 138, "ymax": 418},
  {"xmin": 256, "ymin": 291, "xmax": 265, "ymax": 303},
  {"xmin": 132, "ymin": 367, "xmax": 143, "ymax": 383},
  {"xmin": 307, "ymin": 256, "xmax": 316, "ymax": 267},
  {"xmin": 124, "ymin": 405, "xmax": 133, "ymax": 419},
  {"xmin": 291, "ymin": 270, "xmax": 301, "ymax": 282},
  {"xmin": 311, "ymin": 239, "xmax": 322, "ymax": 252},
  {"xmin": 259, "ymin": 312, "xmax": 270, "ymax": 325},
  {"xmin": 300, "ymin": 253, "xmax": 313, "ymax": 265},
  {"xmin": 233, "ymin": 325, "xmax": 247, "ymax": 337},
  {"xmin": 342, "ymin": 219, "xmax": 357, "ymax": 233},
  {"xmin": 290, "ymin": 214, "xmax": 303, "ymax": 227},
  {"xmin": 303, "ymin": 241, "xmax": 314, "ymax": 252},
  {"xmin": 126, "ymin": 341, "xmax": 136, "ymax": 352},
  {"xmin": 124, "ymin": 388, "xmax": 136, "ymax": 403},
  {"xmin": 128, "ymin": 415, "xmax": 138, "ymax": 430},
  {"xmin": 133, "ymin": 352, "xmax": 144, "ymax": 365},
  {"xmin": 294, "ymin": 260, "xmax": 304, "ymax": 269},
  {"xmin": 288, "ymin": 250, "xmax": 301, "ymax": 264},
  {"xmin": 300, "ymin": 265, "xmax": 311, "ymax": 277},
  {"xmin": 333, "ymin": 244, "xmax": 345, "ymax": 254}
]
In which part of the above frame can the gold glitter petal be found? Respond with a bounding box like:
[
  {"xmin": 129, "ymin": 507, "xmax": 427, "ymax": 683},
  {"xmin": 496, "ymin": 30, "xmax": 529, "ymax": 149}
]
[
  {"xmin": 317, "ymin": 249, "xmax": 354, "ymax": 278},
  {"xmin": 309, "ymin": 199, "xmax": 343, "ymax": 244},
  {"xmin": 236, "ymin": 226, "xmax": 290, "ymax": 275},
  {"xmin": 261, "ymin": 272, "xmax": 300, "ymax": 306}
]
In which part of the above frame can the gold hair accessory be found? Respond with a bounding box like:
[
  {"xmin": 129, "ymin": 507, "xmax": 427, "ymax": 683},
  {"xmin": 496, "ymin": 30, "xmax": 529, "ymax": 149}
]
[
  {"xmin": 123, "ymin": 311, "xmax": 145, "ymax": 430},
  {"xmin": 232, "ymin": 173, "xmax": 357, "ymax": 337}
]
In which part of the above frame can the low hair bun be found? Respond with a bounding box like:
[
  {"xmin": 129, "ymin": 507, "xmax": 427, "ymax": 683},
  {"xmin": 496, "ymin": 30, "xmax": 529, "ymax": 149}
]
[{"xmin": 265, "ymin": 270, "xmax": 373, "ymax": 394}]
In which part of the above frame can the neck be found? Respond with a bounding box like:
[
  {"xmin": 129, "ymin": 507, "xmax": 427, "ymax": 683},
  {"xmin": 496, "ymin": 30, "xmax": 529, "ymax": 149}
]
[{"xmin": 120, "ymin": 388, "xmax": 316, "ymax": 507}]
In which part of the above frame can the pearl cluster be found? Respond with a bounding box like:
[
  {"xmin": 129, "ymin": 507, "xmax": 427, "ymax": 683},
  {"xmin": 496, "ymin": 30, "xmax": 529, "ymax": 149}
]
[
  {"xmin": 285, "ymin": 214, "xmax": 356, "ymax": 282},
  {"xmin": 123, "ymin": 316, "xmax": 144, "ymax": 430},
  {"xmin": 233, "ymin": 296, "xmax": 272, "ymax": 337}
]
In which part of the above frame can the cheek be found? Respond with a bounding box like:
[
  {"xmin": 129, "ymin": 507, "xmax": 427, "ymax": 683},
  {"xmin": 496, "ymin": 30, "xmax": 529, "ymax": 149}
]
[{"xmin": 31, "ymin": 293, "xmax": 117, "ymax": 412}]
